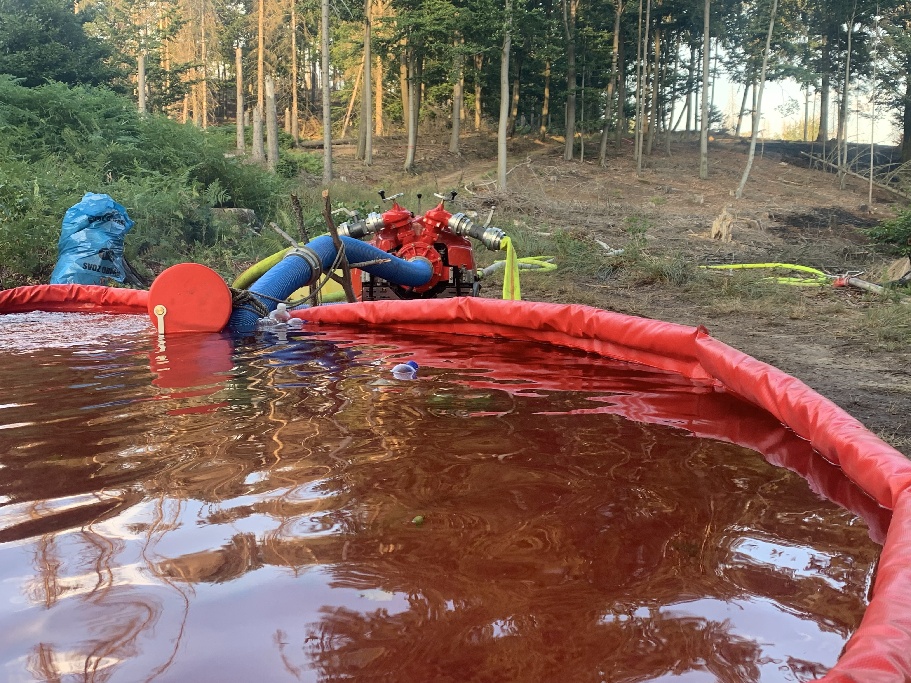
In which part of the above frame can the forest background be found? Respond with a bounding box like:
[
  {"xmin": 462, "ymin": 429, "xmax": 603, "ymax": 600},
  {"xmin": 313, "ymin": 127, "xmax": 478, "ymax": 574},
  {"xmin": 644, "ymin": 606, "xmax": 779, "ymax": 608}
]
[{"xmin": 2, "ymin": 0, "xmax": 911, "ymax": 448}]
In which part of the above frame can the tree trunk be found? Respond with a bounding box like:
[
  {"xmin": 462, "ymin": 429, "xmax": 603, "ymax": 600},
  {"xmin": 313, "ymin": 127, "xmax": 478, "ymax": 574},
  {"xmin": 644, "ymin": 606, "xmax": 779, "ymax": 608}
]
[
  {"xmin": 599, "ymin": 1, "xmax": 623, "ymax": 164},
  {"xmin": 375, "ymin": 56, "xmax": 384, "ymax": 136},
  {"xmin": 321, "ymin": 0, "xmax": 333, "ymax": 183},
  {"xmin": 507, "ymin": 55, "xmax": 520, "ymax": 137},
  {"xmin": 646, "ymin": 29, "xmax": 660, "ymax": 156},
  {"xmin": 236, "ymin": 46, "xmax": 245, "ymax": 151},
  {"xmin": 734, "ymin": 77, "xmax": 750, "ymax": 136},
  {"xmin": 699, "ymin": 0, "xmax": 710, "ymax": 179},
  {"xmin": 450, "ymin": 41, "xmax": 463, "ymax": 154},
  {"xmin": 498, "ymin": 0, "xmax": 513, "ymax": 189},
  {"xmin": 138, "ymin": 52, "xmax": 147, "ymax": 113},
  {"xmin": 399, "ymin": 49, "xmax": 409, "ymax": 124},
  {"xmin": 266, "ymin": 75, "xmax": 279, "ymax": 171},
  {"xmin": 291, "ymin": 0, "xmax": 299, "ymax": 143},
  {"xmin": 474, "ymin": 54, "xmax": 484, "ymax": 131},
  {"xmin": 258, "ymin": 0, "xmax": 265, "ymax": 114},
  {"xmin": 615, "ymin": 38, "xmax": 626, "ymax": 148},
  {"xmin": 685, "ymin": 45, "xmax": 695, "ymax": 133},
  {"xmin": 200, "ymin": 2, "xmax": 207, "ymax": 129},
  {"xmin": 735, "ymin": 0, "xmax": 778, "ymax": 199},
  {"xmin": 404, "ymin": 49, "xmax": 419, "ymax": 172},
  {"xmin": 357, "ymin": 0, "xmax": 372, "ymax": 164},
  {"xmin": 903, "ymin": 70, "xmax": 911, "ymax": 163},
  {"xmin": 635, "ymin": 0, "xmax": 652, "ymax": 173},
  {"xmin": 540, "ymin": 60, "xmax": 551, "ymax": 141},
  {"xmin": 341, "ymin": 61, "xmax": 363, "ymax": 138},
  {"xmin": 838, "ymin": 12, "xmax": 855, "ymax": 189},
  {"xmin": 252, "ymin": 106, "xmax": 265, "ymax": 161},
  {"xmin": 817, "ymin": 36, "xmax": 830, "ymax": 143},
  {"xmin": 563, "ymin": 0, "xmax": 578, "ymax": 161}
]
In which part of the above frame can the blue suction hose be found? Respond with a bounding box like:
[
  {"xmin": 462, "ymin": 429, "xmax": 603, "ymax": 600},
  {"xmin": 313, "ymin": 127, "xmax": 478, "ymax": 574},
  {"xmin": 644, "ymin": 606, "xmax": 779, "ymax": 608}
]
[{"xmin": 228, "ymin": 234, "xmax": 433, "ymax": 333}]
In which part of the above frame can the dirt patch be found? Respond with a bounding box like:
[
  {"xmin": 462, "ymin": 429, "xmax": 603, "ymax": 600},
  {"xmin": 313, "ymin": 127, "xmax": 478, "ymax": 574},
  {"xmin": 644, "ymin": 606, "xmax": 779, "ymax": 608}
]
[{"xmin": 331, "ymin": 132, "xmax": 911, "ymax": 453}]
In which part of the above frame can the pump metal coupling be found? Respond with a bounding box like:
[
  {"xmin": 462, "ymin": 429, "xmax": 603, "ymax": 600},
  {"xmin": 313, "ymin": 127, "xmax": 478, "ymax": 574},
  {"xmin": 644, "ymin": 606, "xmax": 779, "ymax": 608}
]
[
  {"xmin": 284, "ymin": 245, "xmax": 323, "ymax": 286},
  {"xmin": 448, "ymin": 213, "xmax": 506, "ymax": 251}
]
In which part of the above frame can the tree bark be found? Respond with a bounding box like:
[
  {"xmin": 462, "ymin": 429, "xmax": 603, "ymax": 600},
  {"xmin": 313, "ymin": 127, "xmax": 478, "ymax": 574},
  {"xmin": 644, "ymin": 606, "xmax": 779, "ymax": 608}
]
[
  {"xmin": 138, "ymin": 52, "xmax": 147, "ymax": 114},
  {"xmin": 236, "ymin": 46, "xmax": 245, "ymax": 151},
  {"xmin": 635, "ymin": 0, "xmax": 652, "ymax": 174},
  {"xmin": 838, "ymin": 9, "xmax": 855, "ymax": 189},
  {"xmin": 817, "ymin": 36, "xmax": 830, "ymax": 143},
  {"xmin": 450, "ymin": 40, "xmax": 463, "ymax": 154},
  {"xmin": 375, "ymin": 56, "xmax": 384, "ymax": 135},
  {"xmin": 404, "ymin": 48, "xmax": 419, "ymax": 172},
  {"xmin": 647, "ymin": 29, "xmax": 660, "ymax": 156},
  {"xmin": 257, "ymin": 0, "xmax": 265, "ymax": 114},
  {"xmin": 498, "ymin": 0, "xmax": 513, "ymax": 189},
  {"xmin": 615, "ymin": 38, "xmax": 626, "ymax": 148},
  {"xmin": 699, "ymin": 0, "xmax": 710, "ymax": 179},
  {"xmin": 735, "ymin": 0, "xmax": 778, "ymax": 199},
  {"xmin": 563, "ymin": 0, "xmax": 578, "ymax": 161},
  {"xmin": 291, "ymin": 0, "xmax": 299, "ymax": 143},
  {"xmin": 903, "ymin": 69, "xmax": 911, "ymax": 163},
  {"xmin": 252, "ymin": 106, "xmax": 265, "ymax": 161},
  {"xmin": 540, "ymin": 60, "xmax": 551, "ymax": 141},
  {"xmin": 507, "ymin": 53, "xmax": 521, "ymax": 137},
  {"xmin": 266, "ymin": 75, "xmax": 279, "ymax": 171},
  {"xmin": 321, "ymin": 0, "xmax": 333, "ymax": 183},
  {"xmin": 474, "ymin": 54, "xmax": 484, "ymax": 131},
  {"xmin": 357, "ymin": 0, "xmax": 372, "ymax": 163},
  {"xmin": 734, "ymin": 77, "xmax": 750, "ymax": 136},
  {"xmin": 599, "ymin": 0, "xmax": 623, "ymax": 164}
]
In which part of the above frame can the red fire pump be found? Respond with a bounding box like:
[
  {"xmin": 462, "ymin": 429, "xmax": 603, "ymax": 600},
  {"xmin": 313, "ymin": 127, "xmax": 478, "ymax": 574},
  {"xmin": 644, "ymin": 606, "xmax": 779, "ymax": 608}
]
[{"xmin": 337, "ymin": 190, "xmax": 505, "ymax": 301}]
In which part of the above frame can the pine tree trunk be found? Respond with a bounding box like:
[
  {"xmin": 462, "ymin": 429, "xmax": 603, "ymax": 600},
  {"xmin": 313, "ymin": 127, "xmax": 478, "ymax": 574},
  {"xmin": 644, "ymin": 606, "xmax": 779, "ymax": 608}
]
[
  {"xmin": 258, "ymin": 0, "xmax": 265, "ymax": 114},
  {"xmin": 903, "ymin": 69, "xmax": 911, "ymax": 163},
  {"xmin": 138, "ymin": 52, "xmax": 147, "ymax": 113},
  {"xmin": 647, "ymin": 30, "xmax": 660, "ymax": 156},
  {"xmin": 599, "ymin": 1, "xmax": 623, "ymax": 164},
  {"xmin": 266, "ymin": 75, "xmax": 279, "ymax": 171},
  {"xmin": 540, "ymin": 60, "xmax": 551, "ymax": 141},
  {"xmin": 507, "ymin": 56, "xmax": 520, "ymax": 137},
  {"xmin": 357, "ymin": 0, "xmax": 372, "ymax": 163},
  {"xmin": 450, "ymin": 42, "xmax": 463, "ymax": 154},
  {"xmin": 291, "ymin": 0, "xmax": 299, "ymax": 143},
  {"xmin": 404, "ymin": 49, "xmax": 418, "ymax": 172},
  {"xmin": 615, "ymin": 39, "xmax": 626, "ymax": 148},
  {"xmin": 736, "ymin": 0, "xmax": 778, "ymax": 199},
  {"xmin": 699, "ymin": 0, "xmax": 710, "ymax": 179},
  {"xmin": 838, "ymin": 15, "xmax": 855, "ymax": 189},
  {"xmin": 685, "ymin": 46, "xmax": 695, "ymax": 133},
  {"xmin": 563, "ymin": 0, "xmax": 578, "ymax": 161},
  {"xmin": 400, "ymin": 49, "xmax": 409, "ymax": 126},
  {"xmin": 735, "ymin": 77, "xmax": 750, "ymax": 136},
  {"xmin": 498, "ymin": 0, "xmax": 513, "ymax": 189},
  {"xmin": 236, "ymin": 46, "xmax": 245, "ymax": 151},
  {"xmin": 635, "ymin": 0, "xmax": 652, "ymax": 173},
  {"xmin": 321, "ymin": 0, "xmax": 333, "ymax": 183},
  {"xmin": 817, "ymin": 36, "xmax": 830, "ymax": 143},
  {"xmin": 474, "ymin": 54, "xmax": 484, "ymax": 131},
  {"xmin": 375, "ymin": 56, "xmax": 384, "ymax": 136},
  {"xmin": 252, "ymin": 107, "xmax": 265, "ymax": 161},
  {"xmin": 200, "ymin": 2, "xmax": 207, "ymax": 129}
]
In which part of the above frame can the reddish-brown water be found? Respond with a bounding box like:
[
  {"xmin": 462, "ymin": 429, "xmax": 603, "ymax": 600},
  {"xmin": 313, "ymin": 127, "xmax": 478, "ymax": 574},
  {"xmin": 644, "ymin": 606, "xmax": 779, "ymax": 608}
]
[{"xmin": 0, "ymin": 313, "xmax": 886, "ymax": 682}]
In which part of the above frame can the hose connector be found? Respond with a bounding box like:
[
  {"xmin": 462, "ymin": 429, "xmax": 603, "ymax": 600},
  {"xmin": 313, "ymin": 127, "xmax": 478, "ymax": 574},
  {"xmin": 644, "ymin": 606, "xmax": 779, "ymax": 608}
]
[
  {"xmin": 284, "ymin": 245, "xmax": 323, "ymax": 286},
  {"xmin": 448, "ymin": 212, "xmax": 506, "ymax": 251},
  {"xmin": 337, "ymin": 219, "xmax": 367, "ymax": 239},
  {"xmin": 365, "ymin": 212, "xmax": 385, "ymax": 234}
]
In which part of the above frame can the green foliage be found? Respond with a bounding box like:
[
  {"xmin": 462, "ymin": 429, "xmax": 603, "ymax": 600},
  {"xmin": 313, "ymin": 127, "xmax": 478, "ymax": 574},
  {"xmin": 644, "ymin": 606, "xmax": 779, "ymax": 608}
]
[
  {"xmin": 0, "ymin": 0, "xmax": 121, "ymax": 88},
  {"xmin": 276, "ymin": 150, "xmax": 323, "ymax": 179},
  {"xmin": 867, "ymin": 210, "xmax": 911, "ymax": 256},
  {"xmin": 0, "ymin": 77, "xmax": 294, "ymax": 287}
]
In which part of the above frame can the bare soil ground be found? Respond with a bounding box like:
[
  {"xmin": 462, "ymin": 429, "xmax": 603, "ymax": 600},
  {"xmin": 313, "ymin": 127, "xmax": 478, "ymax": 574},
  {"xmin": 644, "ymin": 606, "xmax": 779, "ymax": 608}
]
[{"xmin": 330, "ymin": 131, "xmax": 911, "ymax": 454}]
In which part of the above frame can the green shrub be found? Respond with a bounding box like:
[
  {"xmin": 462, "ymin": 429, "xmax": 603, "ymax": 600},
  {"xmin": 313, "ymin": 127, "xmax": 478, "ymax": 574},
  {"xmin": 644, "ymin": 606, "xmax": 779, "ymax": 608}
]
[{"xmin": 868, "ymin": 211, "xmax": 911, "ymax": 256}]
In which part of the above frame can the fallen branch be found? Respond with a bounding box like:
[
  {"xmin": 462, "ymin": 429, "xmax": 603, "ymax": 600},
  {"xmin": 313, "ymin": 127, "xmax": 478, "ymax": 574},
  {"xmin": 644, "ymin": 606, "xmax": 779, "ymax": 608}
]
[{"xmin": 800, "ymin": 152, "xmax": 911, "ymax": 202}]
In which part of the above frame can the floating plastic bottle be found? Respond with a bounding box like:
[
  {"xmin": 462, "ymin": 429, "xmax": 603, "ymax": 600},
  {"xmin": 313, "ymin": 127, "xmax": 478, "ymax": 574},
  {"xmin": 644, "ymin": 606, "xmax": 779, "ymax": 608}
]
[
  {"xmin": 257, "ymin": 303, "xmax": 303, "ymax": 332},
  {"xmin": 270, "ymin": 303, "xmax": 292, "ymax": 323},
  {"xmin": 391, "ymin": 360, "xmax": 419, "ymax": 380}
]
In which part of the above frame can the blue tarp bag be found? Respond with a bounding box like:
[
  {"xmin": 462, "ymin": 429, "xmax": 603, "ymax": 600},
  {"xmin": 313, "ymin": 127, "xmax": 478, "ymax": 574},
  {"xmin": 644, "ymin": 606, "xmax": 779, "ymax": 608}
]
[{"xmin": 50, "ymin": 193, "xmax": 135, "ymax": 285}]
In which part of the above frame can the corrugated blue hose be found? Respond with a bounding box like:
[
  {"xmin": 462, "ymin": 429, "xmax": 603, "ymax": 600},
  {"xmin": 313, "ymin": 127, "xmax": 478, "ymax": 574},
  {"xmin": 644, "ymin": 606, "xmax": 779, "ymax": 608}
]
[{"xmin": 228, "ymin": 234, "xmax": 434, "ymax": 333}]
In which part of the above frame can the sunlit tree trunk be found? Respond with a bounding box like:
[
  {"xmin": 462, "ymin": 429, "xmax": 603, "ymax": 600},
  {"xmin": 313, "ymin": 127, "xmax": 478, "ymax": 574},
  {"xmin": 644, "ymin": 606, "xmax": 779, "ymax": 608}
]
[
  {"xmin": 474, "ymin": 54, "xmax": 484, "ymax": 131},
  {"xmin": 838, "ymin": 9, "xmax": 856, "ymax": 189},
  {"xmin": 817, "ymin": 36, "xmax": 830, "ymax": 143},
  {"xmin": 291, "ymin": 0, "xmax": 299, "ymax": 143},
  {"xmin": 498, "ymin": 0, "xmax": 513, "ymax": 189},
  {"xmin": 321, "ymin": 0, "xmax": 333, "ymax": 183},
  {"xmin": 252, "ymin": 107, "xmax": 265, "ymax": 160},
  {"xmin": 357, "ymin": 0, "xmax": 372, "ymax": 163},
  {"xmin": 138, "ymin": 52, "xmax": 147, "ymax": 113},
  {"xmin": 404, "ymin": 48, "xmax": 419, "ymax": 172},
  {"xmin": 647, "ymin": 29, "xmax": 660, "ymax": 156},
  {"xmin": 266, "ymin": 75, "xmax": 278, "ymax": 170},
  {"xmin": 200, "ymin": 0, "xmax": 207, "ymax": 129}
]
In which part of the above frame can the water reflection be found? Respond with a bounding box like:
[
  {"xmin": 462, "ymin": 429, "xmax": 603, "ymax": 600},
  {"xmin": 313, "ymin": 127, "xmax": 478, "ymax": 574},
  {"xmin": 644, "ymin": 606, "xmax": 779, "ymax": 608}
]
[{"xmin": 0, "ymin": 316, "xmax": 886, "ymax": 682}]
